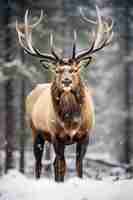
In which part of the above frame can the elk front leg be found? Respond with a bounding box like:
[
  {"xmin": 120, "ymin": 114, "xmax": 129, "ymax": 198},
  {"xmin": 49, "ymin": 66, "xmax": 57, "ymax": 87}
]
[
  {"xmin": 33, "ymin": 132, "xmax": 44, "ymax": 179},
  {"xmin": 76, "ymin": 137, "xmax": 89, "ymax": 178},
  {"xmin": 53, "ymin": 141, "xmax": 66, "ymax": 182}
]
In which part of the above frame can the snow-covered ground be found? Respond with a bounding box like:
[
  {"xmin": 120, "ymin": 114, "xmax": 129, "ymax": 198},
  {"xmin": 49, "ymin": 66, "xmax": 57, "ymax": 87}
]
[{"xmin": 0, "ymin": 170, "xmax": 133, "ymax": 200}]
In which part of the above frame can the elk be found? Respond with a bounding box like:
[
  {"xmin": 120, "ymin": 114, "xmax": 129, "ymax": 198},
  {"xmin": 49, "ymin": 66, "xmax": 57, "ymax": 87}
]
[{"xmin": 16, "ymin": 6, "xmax": 113, "ymax": 182}]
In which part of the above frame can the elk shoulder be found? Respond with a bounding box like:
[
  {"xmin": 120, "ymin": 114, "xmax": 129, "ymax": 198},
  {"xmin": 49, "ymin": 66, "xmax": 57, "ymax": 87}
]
[
  {"xmin": 26, "ymin": 83, "xmax": 57, "ymax": 135},
  {"xmin": 25, "ymin": 83, "xmax": 51, "ymax": 125}
]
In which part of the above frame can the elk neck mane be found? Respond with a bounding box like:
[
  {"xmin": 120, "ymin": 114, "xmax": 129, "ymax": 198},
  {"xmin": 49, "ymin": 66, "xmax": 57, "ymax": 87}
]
[{"xmin": 51, "ymin": 78, "xmax": 85, "ymax": 126}]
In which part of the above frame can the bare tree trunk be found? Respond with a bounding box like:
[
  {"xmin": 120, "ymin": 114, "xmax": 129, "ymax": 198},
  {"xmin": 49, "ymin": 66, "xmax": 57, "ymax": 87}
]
[
  {"xmin": 111, "ymin": 0, "xmax": 132, "ymax": 164},
  {"xmin": 123, "ymin": 2, "xmax": 133, "ymax": 165},
  {"xmin": 124, "ymin": 2, "xmax": 131, "ymax": 164},
  {"xmin": 4, "ymin": 0, "xmax": 12, "ymax": 62},
  {"xmin": 5, "ymin": 79, "xmax": 16, "ymax": 173},
  {"xmin": 3, "ymin": 0, "xmax": 16, "ymax": 173},
  {"xmin": 0, "ymin": 152, "xmax": 3, "ymax": 176},
  {"xmin": 19, "ymin": 79, "xmax": 26, "ymax": 174},
  {"xmin": 120, "ymin": 1, "xmax": 132, "ymax": 164}
]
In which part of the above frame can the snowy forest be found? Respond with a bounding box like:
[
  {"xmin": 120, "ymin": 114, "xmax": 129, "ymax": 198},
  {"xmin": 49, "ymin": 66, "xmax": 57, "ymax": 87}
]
[{"xmin": 0, "ymin": 0, "xmax": 133, "ymax": 199}]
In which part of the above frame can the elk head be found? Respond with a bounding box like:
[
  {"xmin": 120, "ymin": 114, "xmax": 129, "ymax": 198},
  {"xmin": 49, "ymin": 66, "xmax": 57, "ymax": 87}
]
[{"xmin": 16, "ymin": 6, "xmax": 113, "ymax": 92}]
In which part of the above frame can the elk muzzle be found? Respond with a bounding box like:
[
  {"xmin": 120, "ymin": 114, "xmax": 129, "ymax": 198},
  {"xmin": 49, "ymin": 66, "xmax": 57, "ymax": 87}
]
[{"xmin": 62, "ymin": 78, "xmax": 72, "ymax": 87}]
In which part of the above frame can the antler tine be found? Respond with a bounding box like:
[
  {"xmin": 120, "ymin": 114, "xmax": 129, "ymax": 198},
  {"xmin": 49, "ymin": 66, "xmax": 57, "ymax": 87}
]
[
  {"xmin": 16, "ymin": 9, "xmax": 59, "ymax": 62},
  {"xmin": 93, "ymin": 5, "xmax": 104, "ymax": 49},
  {"xmin": 104, "ymin": 17, "xmax": 114, "ymax": 33},
  {"xmin": 16, "ymin": 19, "xmax": 33, "ymax": 54},
  {"xmin": 75, "ymin": 6, "xmax": 114, "ymax": 62},
  {"xmin": 24, "ymin": 9, "xmax": 35, "ymax": 53},
  {"xmin": 92, "ymin": 6, "xmax": 113, "ymax": 49},
  {"xmin": 31, "ymin": 9, "xmax": 44, "ymax": 28},
  {"xmin": 72, "ymin": 30, "xmax": 77, "ymax": 59},
  {"xmin": 79, "ymin": 7, "xmax": 97, "ymax": 25},
  {"xmin": 16, "ymin": 20, "xmax": 25, "ymax": 46},
  {"xmin": 92, "ymin": 8, "xmax": 114, "ymax": 53},
  {"xmin": 50, "ymin": 32, "xmax": 61, "ymax": 62},
  {"xmin": 75, "ymin": 31, "xmax": 96, "ymax": 61}
]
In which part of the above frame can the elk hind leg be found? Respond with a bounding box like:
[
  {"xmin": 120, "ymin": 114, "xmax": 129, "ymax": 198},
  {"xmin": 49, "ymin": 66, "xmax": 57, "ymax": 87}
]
[
  {"xmin": 53, "ymin": 141, "xmax": 66, "ymax": 182},
  {"xmin": 76, "ymin": 137, "xmax": 89, "ymax": 178},
  {"xmin": 33, "ymin": 131, "xmax": 44, "ymax": 179}
]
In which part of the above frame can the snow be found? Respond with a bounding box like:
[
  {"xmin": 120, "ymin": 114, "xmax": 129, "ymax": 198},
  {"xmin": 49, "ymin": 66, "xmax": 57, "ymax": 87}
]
[{"xmin": 0, "ymin": 170, "xmax": 133, "ymax": 200}]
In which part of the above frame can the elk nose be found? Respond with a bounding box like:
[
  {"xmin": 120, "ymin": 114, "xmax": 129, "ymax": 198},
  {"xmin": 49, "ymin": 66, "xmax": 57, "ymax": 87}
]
[{"xmin": 62, "ymin": 78, "xmax": 72, "ymax": 86}]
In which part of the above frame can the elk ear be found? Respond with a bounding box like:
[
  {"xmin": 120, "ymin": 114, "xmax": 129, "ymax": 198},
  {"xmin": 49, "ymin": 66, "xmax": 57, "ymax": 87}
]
[{"xmin": 80, "ymin": 56, "xmax": 94, "ymax": 68}]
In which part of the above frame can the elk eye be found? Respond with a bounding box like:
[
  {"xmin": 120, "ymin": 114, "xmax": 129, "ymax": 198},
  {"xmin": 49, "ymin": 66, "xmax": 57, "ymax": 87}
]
[
  {"xmin": 55, "ymin": 68, "xmax": 64, "ymax": 74},
  {"xmin": 55, "ymin": 70, "xmax": 59, "ymax": 73},
  {"xmin": 55, "ymin": 69, "xmax": 60, "ymax": 73},
  {"xmin": 69, "ymin": 69, "xmax": 74, "ymax": 73}
]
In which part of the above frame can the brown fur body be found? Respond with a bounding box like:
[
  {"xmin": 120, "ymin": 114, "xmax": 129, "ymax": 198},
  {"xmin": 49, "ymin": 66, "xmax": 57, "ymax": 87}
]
[{"xmin": 26, "ymin": 81, "xmax": 95, "ymax": 145}]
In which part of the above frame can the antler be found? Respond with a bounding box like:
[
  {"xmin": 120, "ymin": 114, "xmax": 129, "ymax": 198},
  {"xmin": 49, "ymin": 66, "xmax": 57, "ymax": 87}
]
[
  {"xmin": 75, "ymin": 6, "xmax": 114, "ymax": 62},
  {"xmin": 16, "ymin": 9, "xmax": 61, "ymax": 63}
]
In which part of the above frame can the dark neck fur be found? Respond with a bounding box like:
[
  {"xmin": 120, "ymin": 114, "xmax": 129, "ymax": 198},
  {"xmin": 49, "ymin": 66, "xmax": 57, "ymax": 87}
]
[{"xmin": 51, "ymin": 79, "xmax": 85, "ymax": 127}]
